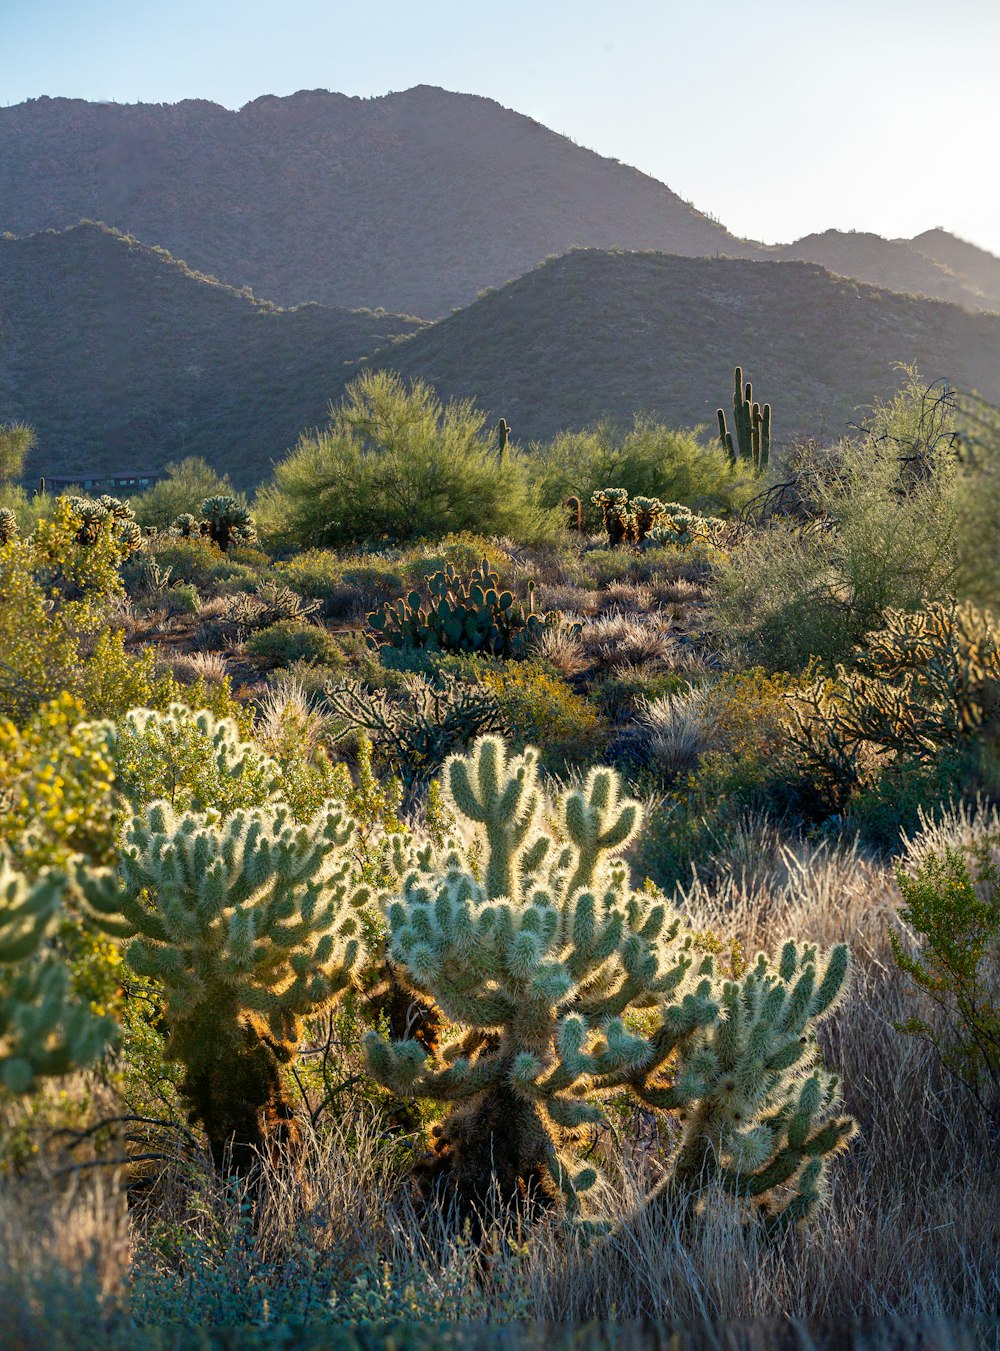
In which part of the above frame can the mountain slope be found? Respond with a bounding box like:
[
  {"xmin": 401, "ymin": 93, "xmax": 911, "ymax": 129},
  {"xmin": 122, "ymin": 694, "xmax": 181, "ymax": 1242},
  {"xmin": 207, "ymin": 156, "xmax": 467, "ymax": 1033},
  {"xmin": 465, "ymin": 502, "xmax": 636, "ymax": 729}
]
[
  {"xmin": 363, "ymin": 249, "xmax": 1000, "ymax": 443},
  {"xmin": 0, "ymin": 224, "xmax": 423, "ymax": 486},
  {"xmin": 773, "ymin": 230, "xmax": 992, "ymax": 311},
  {"xmin": 0, "ymin": 88, "xmax": 748, "ymax": 317},
  {"xmin": 910, "ymin": 229, "xmax": 1000, "ymax": 310}
]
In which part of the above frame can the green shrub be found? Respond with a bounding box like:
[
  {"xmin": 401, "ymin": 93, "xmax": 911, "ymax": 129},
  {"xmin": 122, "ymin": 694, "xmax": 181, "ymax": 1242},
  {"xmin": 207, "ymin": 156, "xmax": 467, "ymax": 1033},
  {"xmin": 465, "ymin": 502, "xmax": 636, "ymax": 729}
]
[
  {"xmin": 130, "ymin": 457, "xmax": 235, "ymax": 530},
  {"xmin": 479, "ymin": 660, "xmax": 609, "ymax": 773},
  {"xmin": 255, "ymin": 371, "xmax": 552, "ymax": 550},
  {"xmin": 892, "ymin": 841, "xmax": 1000, "ymax": 1124},
  {"xmin": 532, "ymin": 416, "xmax": 749, "ymax": 531},
  {"xmin": 245, "ymin": 619, "xmax": 341, "ymax": 670}
]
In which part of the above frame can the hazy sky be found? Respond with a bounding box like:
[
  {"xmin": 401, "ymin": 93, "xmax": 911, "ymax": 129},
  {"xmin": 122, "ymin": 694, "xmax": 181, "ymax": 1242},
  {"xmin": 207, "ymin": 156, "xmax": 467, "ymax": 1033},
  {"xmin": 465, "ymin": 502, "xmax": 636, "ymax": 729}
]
[{"xmin": 3, "ymin": 0, "xmax": 997, "ymax": 255}]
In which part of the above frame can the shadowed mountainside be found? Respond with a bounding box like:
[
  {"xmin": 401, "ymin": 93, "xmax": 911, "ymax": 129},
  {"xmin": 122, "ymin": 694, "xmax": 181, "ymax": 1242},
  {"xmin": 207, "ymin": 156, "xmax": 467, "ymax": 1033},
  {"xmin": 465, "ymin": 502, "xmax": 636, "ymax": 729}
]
[
  {"xmin": 363, "ymin": 249, "xmax": 1000, "ymax": 443},
  {"xmin": 0, "ymin": 223, "xmax": 424, "ymax": 487},
  {"xmin": 0, "ymin": 88, "xmax": 746, "ymax": 318}
]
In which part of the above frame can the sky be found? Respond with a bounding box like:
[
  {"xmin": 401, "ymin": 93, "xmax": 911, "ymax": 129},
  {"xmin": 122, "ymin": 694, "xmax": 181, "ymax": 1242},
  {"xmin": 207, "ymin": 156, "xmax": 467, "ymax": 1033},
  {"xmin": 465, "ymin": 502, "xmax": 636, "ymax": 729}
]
[{"xmin": 2, "ymin": 0, "xmax": 998, "ymax": 256}]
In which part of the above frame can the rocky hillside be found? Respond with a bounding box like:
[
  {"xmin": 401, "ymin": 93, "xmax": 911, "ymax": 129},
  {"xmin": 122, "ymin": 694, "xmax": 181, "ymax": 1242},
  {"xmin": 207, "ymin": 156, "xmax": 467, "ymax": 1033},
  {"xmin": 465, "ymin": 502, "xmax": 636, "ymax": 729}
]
[
  {"xmin": 363, "ymin": 249, "xmax": 1000, "ymax": 443},
  {"xmin": 0, "ymin": 224, "xmax": 423, "ymax": 486}
]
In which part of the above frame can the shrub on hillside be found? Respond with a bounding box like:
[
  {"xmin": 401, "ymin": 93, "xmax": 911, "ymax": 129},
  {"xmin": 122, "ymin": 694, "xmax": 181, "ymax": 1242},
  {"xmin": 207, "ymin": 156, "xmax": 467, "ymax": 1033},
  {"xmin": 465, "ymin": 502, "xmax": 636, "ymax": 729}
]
[
  {"xmin": 245, "ymin": 619, "xmax": 342, "ymax": 670},
  {"xmin": 129, "ymin": 457, "xmax": 235, "ymax": 530},
  {"xmin": 255, "ymin": 371, "xmax": 551, "ymax": 549},
  {"xmin": 532, "ymin": 416, "xmax": 748, "ymax": 532}
]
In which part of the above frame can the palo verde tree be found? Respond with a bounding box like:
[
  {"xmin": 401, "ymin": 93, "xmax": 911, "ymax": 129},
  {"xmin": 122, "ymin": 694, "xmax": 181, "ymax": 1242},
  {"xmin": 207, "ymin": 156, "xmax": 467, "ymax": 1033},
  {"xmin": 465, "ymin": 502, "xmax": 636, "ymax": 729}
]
[{"xmin": 366, "ymin": 736, "xmax": 854, "ymax": 1226}]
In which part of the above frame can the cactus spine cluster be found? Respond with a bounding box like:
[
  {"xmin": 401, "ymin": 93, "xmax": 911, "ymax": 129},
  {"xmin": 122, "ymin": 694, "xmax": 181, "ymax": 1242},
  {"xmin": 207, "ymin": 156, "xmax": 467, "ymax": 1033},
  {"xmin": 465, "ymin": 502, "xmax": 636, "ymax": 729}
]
[
  {"xmin": 718, "ymin": 366, "xmax": 771, "ymax": 474},
  {"xmin": 0, "ymin": 856, "xmax": 116, "ymax": 1094},
  {"xmin": 368, "ymin": 557, "xmax": 570, "ymax": 658},
  {"xmin": 79, "ymin": 799, "xmax": 369, "ymax": 1171},
  {"xmin": 366, "ymin": 736, "xmax": 854, "ymax": 1224}
]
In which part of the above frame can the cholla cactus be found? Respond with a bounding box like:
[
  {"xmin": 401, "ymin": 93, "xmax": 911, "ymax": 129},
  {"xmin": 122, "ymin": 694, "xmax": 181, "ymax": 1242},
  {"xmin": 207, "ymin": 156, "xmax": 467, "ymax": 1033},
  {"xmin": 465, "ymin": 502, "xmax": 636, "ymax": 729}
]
[
  {"xmin": 592, "ymin": 488, "xmax": 632, "ymax": 548},
  {"xmin": 630, "ymin": 496, "xmax": 666, "ymax": 543},
  {"xmin": 172, "ymin": 512, "xmax": 199, "ymax": 538},
  {"xmin": 65, "ymin": 494, "xmax": 141, "ymax": 554},
  {"xmin": 0, "ymin": 508, "xmax": 19, "ymax": 546},
  {"xmin": 0, "ymin": 856, "xmax": 116, "ymax": 1094},
  {"xmin": 200, "ymin": 495, "xmax": 256, "ymax": 551},
  {"xmin": 646, "ymin": 503, "xmax": 724, "ymax": 549},
  {"xmin": 78, "ymin": 799, "xmax": 370, "ymax": 1171},
  {"xmin": 366, "ymin": 736, "xmax": 854, "ymax": 1225}
]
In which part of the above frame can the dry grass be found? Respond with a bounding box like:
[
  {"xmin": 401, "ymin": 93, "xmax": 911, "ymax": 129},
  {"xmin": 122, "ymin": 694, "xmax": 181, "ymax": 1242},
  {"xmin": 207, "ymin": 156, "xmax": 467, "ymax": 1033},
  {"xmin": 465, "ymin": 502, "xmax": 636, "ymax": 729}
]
[
  {"xmin": 1, "ymin": 809, "xmax": 997, "ymax": 1338},
  {"xmin": 581, "ymin": 610, "xmax": 683, "ymax": 673},
  {"xmin": 162, "ymin": 648, "xmax": 230, "ymax": 685}
]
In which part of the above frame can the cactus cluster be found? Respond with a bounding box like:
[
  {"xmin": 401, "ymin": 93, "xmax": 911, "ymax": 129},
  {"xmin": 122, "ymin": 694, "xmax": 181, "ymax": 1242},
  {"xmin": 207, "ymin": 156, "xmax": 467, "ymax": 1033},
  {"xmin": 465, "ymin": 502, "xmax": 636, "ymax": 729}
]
[
  {"xmin": 718, "ymin": 366, "xmax": 771, "ymax": 474},
  {"xmin": 365, "ymin": 735, "xmax": 853, "ymax": 1225},
  {"xmin": 0, "ymin": 856, "xmax": 116, "ymax": 1094},
  {"xmin": 368, "ymin": 558, "xmax": 569, "ymax": 658},
  {"xmin": 591, "ymin": 490, "xmax": 672, "ymax": 547},
  {"xmin": 79, "ymin": 799, "xmax": 369, "ymax": 1170},
  {"xmin": 199, "ymin": 495, "xmax": 257, "ymax": 551},
  {"xmin": 646, "ymin": 502, "xmax": 725, "ymax": 549},
  {"xmin": 65, "ymin": 494, "xmax": 143, "ymax": 555}
]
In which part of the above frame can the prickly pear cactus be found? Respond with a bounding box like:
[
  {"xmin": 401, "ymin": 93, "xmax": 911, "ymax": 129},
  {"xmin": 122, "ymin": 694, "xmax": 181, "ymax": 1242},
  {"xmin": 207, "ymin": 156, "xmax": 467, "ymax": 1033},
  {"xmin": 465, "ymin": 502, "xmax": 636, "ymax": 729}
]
[{"xmin": 368, "ymin": 557, "xmax": 570, "ymax": 658}]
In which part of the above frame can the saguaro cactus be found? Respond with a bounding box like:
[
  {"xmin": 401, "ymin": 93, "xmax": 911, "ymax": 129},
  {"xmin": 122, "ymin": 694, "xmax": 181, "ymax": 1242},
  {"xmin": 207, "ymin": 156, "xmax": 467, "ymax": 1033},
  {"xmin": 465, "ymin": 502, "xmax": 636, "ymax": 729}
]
[
  {"xmin": 0, "ymin": 856, "xmax": 116, "ymax": 1094},
  {"xmin": 366, "ymin": 736, "xmax": 855, "ymax": 1227},
  {"xmin": 718, "ymin": 366, "xmax": 771, "ymax": 474},
  {"xmin": 496, "ymin": 418, "xmax": 511, "ymax": 462},
  {"xmin": 79, "ymin": 800, "xmax": 369, "ymax": 1171}
]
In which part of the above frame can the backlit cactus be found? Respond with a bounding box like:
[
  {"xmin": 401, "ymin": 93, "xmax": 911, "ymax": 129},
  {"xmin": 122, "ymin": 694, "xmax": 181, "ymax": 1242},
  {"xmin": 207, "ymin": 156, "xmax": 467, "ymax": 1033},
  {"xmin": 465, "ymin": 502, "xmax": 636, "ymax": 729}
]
[
  {"xmin": 718, "ymin": 365, "xmax": 771, "ymax": 474},
  {"xmin": 0, "ymin": 856, "xmax": 116, "ymax": 1094},
  {"xmin": 592, "ymin": 488, "xmax": 633, "ymax": 548},
  {"xmin": 0, "ymin": 508, "xmax": 18, "ymax": 546},
  {"xmin": 366, "ymin": 735, "xmax": 855, "ymax": 1226},
  {"xmin": 78, "ymin": 799, "xmax": 370, "ymax": 1171},
  {"xmin": 200, "ymin": 495, "xmax": 256, "ymax": 551},
  {"xmin": 646, "ymin": 502, "xmax": 725, "ymax": 549},
  {"xmin": 368, "ymin": 557, "xmax": 570, "ymax": 658}
]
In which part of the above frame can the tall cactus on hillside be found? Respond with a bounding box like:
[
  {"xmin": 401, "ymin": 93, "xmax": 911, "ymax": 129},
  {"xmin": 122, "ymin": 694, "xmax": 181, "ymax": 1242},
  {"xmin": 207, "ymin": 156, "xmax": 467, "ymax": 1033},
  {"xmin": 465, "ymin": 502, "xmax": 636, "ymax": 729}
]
[
  {"xmin": 78, "ymin": 800, "xmax": 369, "ymax": 1171},
  {"xmin": 1, "ymin": 857, "xmax": 116, "ymax": 1094},
  {"xmin": 366, "ymin": 736, "xmax": 854, "ymax": 1226},
  {"xmin": 718, "ymin": 366, "xmax": 771, "ymax": 474}
]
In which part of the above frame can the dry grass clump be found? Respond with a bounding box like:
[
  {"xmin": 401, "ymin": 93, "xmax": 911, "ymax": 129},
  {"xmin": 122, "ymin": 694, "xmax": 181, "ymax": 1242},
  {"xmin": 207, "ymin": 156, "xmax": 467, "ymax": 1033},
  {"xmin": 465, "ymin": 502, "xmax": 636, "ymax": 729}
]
[
  {"xmin": 638, "ymin": 684, "xmax": 719, "ymax": 778},
  {"xmin": 162, "ymin": 649, "xmax": 230, "ymax": 685},
  {"xmin": 650, "ymin": 574, "xmax": 709, "ymax": 605},
  {"xmin": 581, "ymin": 610, "xmax": 682, "ymax": 672},
  {"xmin": 533, "ymin": 582, "xmax": 601, "ymax": 615},
  {"xmin": 253, "ymin": 678, "xmax": 338, "ymax": 758},
  {"xmin": 600, "ymin": 581, "xmax": 655, "ymax": 613},
  {"xmin": 532, "ymin": 626, "xmax": 590, "ymax": 679}
]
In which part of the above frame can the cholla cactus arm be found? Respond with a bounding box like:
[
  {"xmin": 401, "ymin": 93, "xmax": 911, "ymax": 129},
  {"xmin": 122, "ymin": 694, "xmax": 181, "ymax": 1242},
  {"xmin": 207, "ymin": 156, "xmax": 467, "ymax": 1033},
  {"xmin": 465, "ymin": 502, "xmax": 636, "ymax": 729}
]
[
  {"xmin": 561, "ymin": 767, "xmax": 641, "ymax": 896},
  {"xmin": 443, "ymin": 736, "xmax": 544, "ymax": 899},
  {"xmin": 1, "ymin": 857, "xmax": 117, "ymax": 1093}
]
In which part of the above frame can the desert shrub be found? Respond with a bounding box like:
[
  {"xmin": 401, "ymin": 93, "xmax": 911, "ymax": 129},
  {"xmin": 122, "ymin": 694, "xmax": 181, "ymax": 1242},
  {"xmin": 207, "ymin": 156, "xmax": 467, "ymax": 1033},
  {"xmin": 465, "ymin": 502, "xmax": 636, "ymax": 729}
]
[
  {"xmin": 255, "ymin": 371, "xmax": 551, "ymax": 550},
  {"xmin": 149, "ymin": 534, "xmax": 269, "ymax": 594},
  {"xmin": 129, "ymin": 457, "xmax": 235, "ymax": 529},
  {"xmin": 711, "ymin": 378, "xmax": 971, "ymax": 672},
  {"xmin": 786, "ymin": 601, "xmax": 999, "ymax": 816},
  {"xmin": 245, "ymin": 618, "xmax": 341, "ymax": 670},
  {"xmin": 532, "ymin": 416, "xmax": 748, "ymax": 532},
  {"xmin": 892, "ymin": 837, "xmax": 1000, "ymax": 1126},
  {"xmin": 592, "ymin": 667, "xmax": 688, "ymax": 723},
  {"xmin": 478, "ymin": 661, "xmax": 609, "ymax": 773},
  {"xmin": 325, "ymin": 671, "xmax": 505, "ymax": 793},
  {"xmin": 367, "ymin": 735, "xmax": 854, "ymax": 1226}
]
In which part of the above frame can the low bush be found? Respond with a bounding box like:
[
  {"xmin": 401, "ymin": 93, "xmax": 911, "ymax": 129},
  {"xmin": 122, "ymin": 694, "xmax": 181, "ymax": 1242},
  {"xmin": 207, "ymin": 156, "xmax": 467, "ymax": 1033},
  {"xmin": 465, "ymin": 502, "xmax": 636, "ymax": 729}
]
[{"xmin": 245, "ymin": 618, "xmax": 342, "ymax": 670}]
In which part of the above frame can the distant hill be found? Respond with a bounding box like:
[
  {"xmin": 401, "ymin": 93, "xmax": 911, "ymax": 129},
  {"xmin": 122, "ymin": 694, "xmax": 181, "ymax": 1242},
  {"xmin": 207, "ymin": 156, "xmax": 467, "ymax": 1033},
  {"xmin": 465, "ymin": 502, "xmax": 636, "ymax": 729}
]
[
  {"xmin": 362, "ymin": 250, "xmax": 1000, "ymax": 444},
  {"xmin": 0, "ymin": 224, "xmax": 423, "ymax": 487},
  {"xmin": 0, "ymin": 88, "xmax": 748, "ymax": 318},
  {"xmin": 910, "ymin": 228, "xmax": 1000, "ymax": 310},
  {"xmin": 772, "ymin": 230, "xmax": 994, "ymax": 311}
]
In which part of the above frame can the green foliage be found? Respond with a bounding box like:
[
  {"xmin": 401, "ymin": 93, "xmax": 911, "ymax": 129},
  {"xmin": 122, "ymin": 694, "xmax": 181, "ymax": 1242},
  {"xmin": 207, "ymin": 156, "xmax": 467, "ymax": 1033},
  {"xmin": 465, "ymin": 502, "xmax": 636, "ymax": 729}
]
[
  {"xmin": 786, "ymin": 601, "xmax": 1000, "ymax": 812},
  {"xmin": 478, "ymin": 660, "xmax": 609, "ymax": 774},
  {"xmin": 533, "ymin": 417, "xmax": 748, "ymax": 532},
  {"xmin": 0, "ymin": 423, "xmax": 36, "ymax": 484},
  {"xmin": 369, "ymin": 557, "xmax": 569, "ymax": 658},
  {"xmin": 325, "ymin": 671, "xmax": 505, "ymax": 793},
  {"xmin": 79, "ymin": 799, "xmax": 371, "ymax": 1170},
  {"xmin": 255, "ymin": 371, "xmax": 550, "ymax": 550},
  {"xmin": 130, "ymin": 457, "xmax": 236, "ymax": 530},
  {"xmin": 892, "ymin": 843, "xmax": 1000, "ymax": 1123},
  {"xmin": 245, "ymin": 619, "xmax": 341, "ymax": 670},
  {"xmin": 717, "ymin": 366, "xmax": 771, "ymax": 473},
  {"xmin": 366, "ymin": 736, "xmax": 853, "ymax": 1225},
  {"xmin": 0, "ymin": 857, "xmax": 116, "ymax": 1094}
]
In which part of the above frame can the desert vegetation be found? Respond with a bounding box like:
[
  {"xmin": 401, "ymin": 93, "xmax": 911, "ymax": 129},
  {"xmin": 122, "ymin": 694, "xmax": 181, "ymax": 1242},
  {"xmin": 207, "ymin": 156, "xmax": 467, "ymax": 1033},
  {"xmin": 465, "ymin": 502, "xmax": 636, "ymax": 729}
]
[{"xmin": 0, "ymin": 366, "xmax": 998, "ymax": 1347}]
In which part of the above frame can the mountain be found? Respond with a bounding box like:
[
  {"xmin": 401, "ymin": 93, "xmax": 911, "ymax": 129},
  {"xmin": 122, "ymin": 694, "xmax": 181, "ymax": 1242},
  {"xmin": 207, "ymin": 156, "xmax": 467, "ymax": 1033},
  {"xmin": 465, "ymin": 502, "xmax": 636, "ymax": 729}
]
[
  {"xmin": 362, "ymin": 249, "xmax": 1000, "ymax": 444},
  {"xmin": 0, "ymin": 88, "xmax": 748, "ymax": 318},
  {"xmin": 910, "ymin": 228, "xmax": 1000, "ymax": 310},
  {"xmin": 772, "ymin": 230, "xmax": 993, "ymax": 311},
  {"xmin": 0, "ymin": 223, "xmax": 423, "ymax": 486}
]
